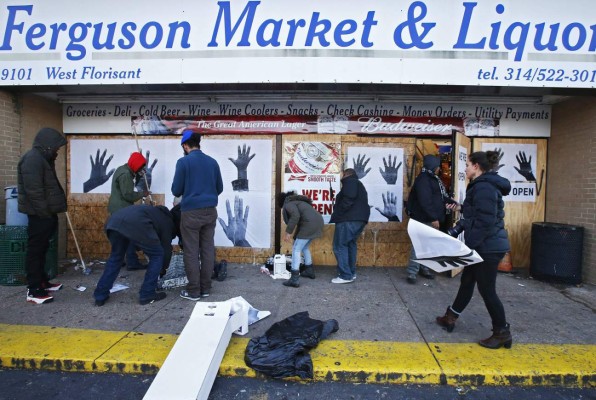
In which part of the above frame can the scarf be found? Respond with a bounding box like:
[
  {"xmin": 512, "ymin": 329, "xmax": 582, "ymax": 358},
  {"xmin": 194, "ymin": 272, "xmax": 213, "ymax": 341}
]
[{"xmin": 422, "ymin": 167, "xmax": 452, "ymax": 214}]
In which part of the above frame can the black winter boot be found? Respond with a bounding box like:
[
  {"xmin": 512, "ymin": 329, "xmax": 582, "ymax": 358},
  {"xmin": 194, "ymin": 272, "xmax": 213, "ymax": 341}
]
[
  {"xmin": 283, "ymin": 270, "xmax": 300, "ymax": 287},
  {"xmin": 300, "ymin": 265, "xmax": 315, "ymax": 279},
  {"xmin": 436, "ymin": 306, "xmax": 459, "ymax": 333},
  {"xmin": 479, "ymin": 323, "xmax": 512, "ymax": 349}
]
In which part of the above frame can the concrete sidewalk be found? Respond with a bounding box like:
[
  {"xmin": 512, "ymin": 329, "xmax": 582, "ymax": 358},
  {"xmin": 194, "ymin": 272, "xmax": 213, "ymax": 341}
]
[{"xmin": 0, "ymin": 261, "xmax": 595, "ymax": 387}]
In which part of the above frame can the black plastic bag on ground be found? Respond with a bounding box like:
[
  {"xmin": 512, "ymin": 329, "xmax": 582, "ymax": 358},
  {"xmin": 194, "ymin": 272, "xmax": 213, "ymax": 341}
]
[{"xmin": 244, "ymin": 311, "xmax": 339, "ymax": 379}]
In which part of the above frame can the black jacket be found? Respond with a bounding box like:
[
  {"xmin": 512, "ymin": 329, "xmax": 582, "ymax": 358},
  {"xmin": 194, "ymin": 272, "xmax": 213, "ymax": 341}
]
[
  {"xmin": 460, "ymin": 172, "xmax": 511, "ymax": 253},
  {"xmin": 329, "ymin": 174, "xmax": 370, "ymax": 224},
  {"xmin": 282, "ymin": 195, "xmax": 324, "ymax": 239},
  {"xmin": 408, "ymin": 171, "xmax": 446, "ymax": 223},
  {"xmin": 106, "ymin": 205, "xmax": 175, "ymax": 269},
  {"xmin": 18, "ymin": 128, "xmax": 67, "ymax": 217}
]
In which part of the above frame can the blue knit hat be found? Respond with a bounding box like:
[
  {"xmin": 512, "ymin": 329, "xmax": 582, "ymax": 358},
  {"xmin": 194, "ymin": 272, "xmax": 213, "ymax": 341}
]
[
  {"xmin": 181, "ymin": 129, "xmax": 194, "ymax": 145},
  {"xmin": 423, "ymin": 155, "xmax": 440, "ymax": 170}
]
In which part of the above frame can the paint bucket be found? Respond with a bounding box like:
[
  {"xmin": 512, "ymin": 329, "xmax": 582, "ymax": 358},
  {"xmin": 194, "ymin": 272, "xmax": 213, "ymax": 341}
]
[{"xmin": 273, "ymin": 254, "xmax": 286, "ymax": 275}]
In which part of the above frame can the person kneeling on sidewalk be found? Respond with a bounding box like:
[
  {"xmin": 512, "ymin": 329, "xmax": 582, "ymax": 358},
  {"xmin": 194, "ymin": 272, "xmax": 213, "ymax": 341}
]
[
  {"xmin": 94, "ymin": 204, "xmax": 175, "ymax": 306},
  {"xmin": 277, "ymin": 191, "xmax": 324, "ymax": 288}
]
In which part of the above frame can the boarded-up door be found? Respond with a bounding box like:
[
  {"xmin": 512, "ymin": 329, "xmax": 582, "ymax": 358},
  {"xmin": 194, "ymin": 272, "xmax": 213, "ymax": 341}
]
[
  {"xmin": 472, "ymin": 138, "xmax": 547, "ymax": 268},
  {"xmin": 451, "ymin": 132, "xmax": 472, "ymax": 277}
]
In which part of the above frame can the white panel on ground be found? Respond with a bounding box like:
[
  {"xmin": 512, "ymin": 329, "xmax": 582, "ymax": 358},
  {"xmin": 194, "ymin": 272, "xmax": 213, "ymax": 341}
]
[{"xmin": 143, "ymin": 301, "xmax": 244, "ymax": 400}]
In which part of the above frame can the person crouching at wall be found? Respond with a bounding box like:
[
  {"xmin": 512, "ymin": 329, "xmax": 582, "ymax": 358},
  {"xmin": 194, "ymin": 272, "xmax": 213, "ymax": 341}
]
[{"xmin": 277, "ymin": 191, "xmax": 324, "ymax": 288}]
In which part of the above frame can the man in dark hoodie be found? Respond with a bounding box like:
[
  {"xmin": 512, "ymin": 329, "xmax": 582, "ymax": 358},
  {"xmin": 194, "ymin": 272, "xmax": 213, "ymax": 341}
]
[
  {"xmin": 277, "ymin": 191, "xmax": 324, "ymax": 288},
  {"xmin": 329, "ymin": 168, "xmax": 370, "ymax": 284},
  {"xmin": 18, "ymin": 128, "xmax": 67, "ymax": 304},
  {"xmin": 94, "ymin": 204, "xmax": 175, "ymax": 306},
  {"xmin": 405, "ymin": 154, "xmax": 450, "ymax": 283}
]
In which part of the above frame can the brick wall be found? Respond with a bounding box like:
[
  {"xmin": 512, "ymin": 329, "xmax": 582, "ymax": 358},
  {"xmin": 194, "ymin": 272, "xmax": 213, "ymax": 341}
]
[
  {"xmin": 0, "ymin": 90, "xmax": 65, "ymax": 255},
  {"xmin": 549, "ymin": 97, "xmax": 596, "ymax": 284},
  {"xmin": 0, "ymin": 91, "xmax": 21, "ymax": 223}
]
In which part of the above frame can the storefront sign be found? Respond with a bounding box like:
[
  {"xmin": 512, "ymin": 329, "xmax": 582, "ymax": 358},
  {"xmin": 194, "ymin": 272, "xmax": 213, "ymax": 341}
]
[
  {"xmin": 283, "ymin": 141, "xmax": 342, "ymax": 222},
  {"xmin": 63, "ymin": 101, "xmax": 551, "ymax": 137},
  {"xmin": 1, "ymin": 1, "xmax": 594, "ymax": 88}
]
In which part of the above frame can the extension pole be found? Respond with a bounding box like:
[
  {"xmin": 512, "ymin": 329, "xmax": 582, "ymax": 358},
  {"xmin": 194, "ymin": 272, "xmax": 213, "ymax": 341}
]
[
  {"xmin": 65, "ymin": 212, "xmax": 89, "ymax": 274},
  {"xmin": 131, "ymin": 125, "xmax": 155, "ymax": 205}
]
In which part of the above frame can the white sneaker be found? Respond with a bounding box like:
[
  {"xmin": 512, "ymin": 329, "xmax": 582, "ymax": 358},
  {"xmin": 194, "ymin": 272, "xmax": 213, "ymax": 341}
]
[
  {"xmin": 331, "ymin": 277, "xmax": 354, "ymax": 284},
  {"xmin": 26, "ymin": 289, "xmax": 54, "ymax": 304}
]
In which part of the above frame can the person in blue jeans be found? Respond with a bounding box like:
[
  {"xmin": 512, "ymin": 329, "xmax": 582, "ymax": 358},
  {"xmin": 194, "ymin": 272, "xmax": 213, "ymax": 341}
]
[
  {"xmin": 277, "ymin": 191, "xmax": 324, "ymax": 288},
  {"xmin": 329, "ymin": 168, "xmax": 370, "ymax": 284},
  {"xmin": 94, "ymin": 204, "xmax": 175, "ymax": 306}
]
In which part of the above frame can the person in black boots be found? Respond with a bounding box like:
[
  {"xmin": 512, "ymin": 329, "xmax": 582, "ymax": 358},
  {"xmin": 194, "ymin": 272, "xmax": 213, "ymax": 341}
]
[
  {"xmin": 405, "ymin": 154, "xmax": 450, "ymax": 284},
  {"xmin": 277, "ymin": 191, "xmax": 324, "ymax": 288},
  {"xmin": 436, "ymin": 151, "xmax": 512, "ymax": 349},
  {"xmin": 18, "ymin": 128, "xmax": 67, "ymax": 304}
]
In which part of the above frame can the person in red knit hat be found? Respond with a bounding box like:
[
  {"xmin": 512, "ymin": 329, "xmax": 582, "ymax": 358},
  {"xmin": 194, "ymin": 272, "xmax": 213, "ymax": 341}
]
[{"xmin": 108, "ymin": 151, "xmax": 151, "ymax": 270}]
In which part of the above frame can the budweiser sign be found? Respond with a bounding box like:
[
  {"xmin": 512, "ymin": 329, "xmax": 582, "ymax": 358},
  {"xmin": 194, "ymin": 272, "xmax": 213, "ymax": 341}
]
[{"xmin": 353, "ymin": 117, "xmax": 464, "ymax": 135}]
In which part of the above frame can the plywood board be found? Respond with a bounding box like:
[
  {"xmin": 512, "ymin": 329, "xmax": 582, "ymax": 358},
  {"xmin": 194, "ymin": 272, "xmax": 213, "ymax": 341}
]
[{"xmin": 472, "ymin": 138, "xmax": 547, "ymax": 269}]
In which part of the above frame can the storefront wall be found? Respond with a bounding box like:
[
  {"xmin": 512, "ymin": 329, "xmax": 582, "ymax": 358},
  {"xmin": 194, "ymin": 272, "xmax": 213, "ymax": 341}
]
[
  {"xmin": 549, "ymin": 97, "xmax": 596, "ymax": 284},
  {"xmin": 1, "ymin": 0, "xmax": 594, "ymax": 281}
]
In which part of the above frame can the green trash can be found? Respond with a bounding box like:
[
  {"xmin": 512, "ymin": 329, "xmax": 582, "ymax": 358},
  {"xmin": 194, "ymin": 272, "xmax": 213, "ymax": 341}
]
[{"xmin": 0, "ymin": 225, "xmax": 57, "ymax": 286}]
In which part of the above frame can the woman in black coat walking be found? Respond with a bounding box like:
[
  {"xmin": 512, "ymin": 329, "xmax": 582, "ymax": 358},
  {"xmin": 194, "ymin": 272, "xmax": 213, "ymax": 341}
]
[{"xmin": 436, "ymin": 151, "xmax": 513, "ymax": 349}]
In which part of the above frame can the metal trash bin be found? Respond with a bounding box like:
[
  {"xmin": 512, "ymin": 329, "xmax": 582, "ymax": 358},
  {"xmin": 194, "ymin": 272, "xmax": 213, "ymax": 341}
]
[
  {"xmin": 530, "ymin": 222, "xmax": 583, "ymax": 285},
  {"xmin": 0, "ymin": 225, "xmax": 57, "ymax": 286},
  {"xmin": 4, "ymin": 186, "xmax": 28, "ymax": 226}
]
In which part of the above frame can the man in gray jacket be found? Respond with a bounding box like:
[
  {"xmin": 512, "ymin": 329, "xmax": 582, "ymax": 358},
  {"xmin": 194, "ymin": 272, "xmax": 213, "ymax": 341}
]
[{"xmin": 18, "ymin": 128, "xmax": 67, "ymax": 304}]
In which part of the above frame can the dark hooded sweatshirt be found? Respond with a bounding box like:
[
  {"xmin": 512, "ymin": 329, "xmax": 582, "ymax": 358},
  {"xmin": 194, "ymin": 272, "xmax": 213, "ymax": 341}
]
[
  {"xmin": 460, "ymin": 171, "xmax": 511, "ymax": 253},
  {"xmin": 329, "ymin": 174, "xmax": 370, "ymax": 224},
  {"xmin": 18, "ymin": 128, "xmax": 67, "ymax": 217}
]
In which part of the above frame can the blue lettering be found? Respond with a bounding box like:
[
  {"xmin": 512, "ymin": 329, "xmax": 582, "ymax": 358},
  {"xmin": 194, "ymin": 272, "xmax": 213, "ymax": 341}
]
[
  {"xmin": 285, "ymin": 19, "xmax": 306, "ymax": 46},
  {"xmin": 139, "ymin": 21, "xmax": 163, "ymax": 49},
  {"xmin": 361, "ymin": 11, "xmax": 377, "ymax": 48},
  {"xmin": 208, "ymin": 0, "xmax": 259, "ymax": 47},
  {"xmin": 118, "ymin": 22, "xmax": 137, "ymax": 49},
  {"xmin": 334, "ymin": 20, "xmax": 357, "ymax": 47},
  {"xmin": 92, "ymin": 23, "xmax": 117, "ymax": 50},
  {"xmin": 454, "ymin": 2, "xmax": 486, "ymax": 50},
  {"xmin": 503, "ymin": 22, "xmax": 530, "ymax": 61},
  {"xmin": 305, "ymin": 12, "xmax": 331, "ymax": 47},
  {"xmin": 166, "ymin": 21, "xmax": 191, "ymax": 48},
  {"xmin": 534, "ymin": 23, "xmax": 559, "ymax": 51},
  {"xmin": 25, "ymin": 23, "xmax": 46, "ymax": 50},
  {"xmin": 0, "ymin": 5, "xmax": 32, "ymax": 50},
  {"xmin": 0, "ymin": 4, "xmax": 191, "ymax": 60},
  {"xmin": 256, "ymin": 19, "xmax": 282, "ymax": 46},
  {"xmin": 562, "ymin": 23, "xmax": 586, "ymax": 51},
  {"xmin": 65, "ymin": 22, "xmax": 90, "ymax": 61}
]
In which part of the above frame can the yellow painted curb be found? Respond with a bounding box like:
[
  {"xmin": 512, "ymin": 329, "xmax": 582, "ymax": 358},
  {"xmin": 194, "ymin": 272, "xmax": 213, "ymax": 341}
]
[
  {"xmin": 1, "ymin": 324, "xmax": 595, "ymax": 387},
  {"xmin": 430, "ymin": 342, "xmax": 596, "ymax": 387}
]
